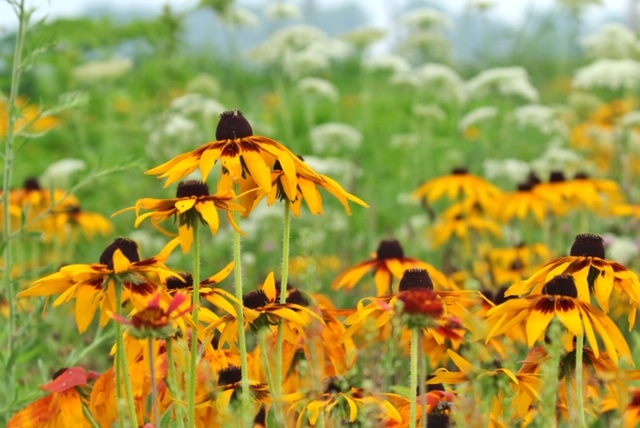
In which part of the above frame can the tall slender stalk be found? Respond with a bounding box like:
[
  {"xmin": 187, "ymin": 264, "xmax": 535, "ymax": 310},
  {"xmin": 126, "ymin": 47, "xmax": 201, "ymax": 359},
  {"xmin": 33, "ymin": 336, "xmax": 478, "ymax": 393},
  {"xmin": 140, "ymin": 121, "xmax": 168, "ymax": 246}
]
[
  {"xmin": 115, "ymin": 281, "xmax": 138, "ymax": 426},
  {"xmin": 187, "ymin": 222, "xmax": 201, "ymax": 427},
  {"xmin": 258, "ymin": 330, "xmax": 285, "ymax": 425},
  {"xmin": 166, "ymin": 338, "xmax": 186, "ymax": 428},
  {"xmin": 148, "ymin": 338, "xmax": 160, "ymax": 427},
  {"xmin": 540, "ymin": 321, "xmax": 562, "ymax": 426},
  {"xmin": 410, "ymin": 327, "xmax": 419, "ymax": 428},
  {"xmin": 419, "ymin": 342, "xmax": 427, "ymax": 428},
  {"xmin": 3, "ymin": 0, "xmax": 28, "ymax": 392},
  {"xmin": 275, "ymin": 200, "xmax": 292, "ymax": 399},
  {"xmin": 232, "ymin": 200, "xmax": 251, "ymax": 422},
  {"xmin": 574, "ymin": 333, "xmax": 586, "ymax": 427},
  {"xmin": 114, "ymin": 292, "xmax": 126, "ymax": 428}
]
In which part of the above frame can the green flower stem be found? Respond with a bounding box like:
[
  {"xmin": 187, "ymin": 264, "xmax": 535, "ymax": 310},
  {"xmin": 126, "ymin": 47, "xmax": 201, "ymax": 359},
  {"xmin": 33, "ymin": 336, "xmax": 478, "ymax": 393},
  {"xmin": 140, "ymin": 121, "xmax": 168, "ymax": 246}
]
[
  {"xmin": 419, "ymin": 339, "xmax": 427, "ymax": 428},
  {"xmin": 275, "ymin": 200, "xmax": 292, "ymax": 399},
  {"xmin": 410, "ymin": 327, "xmax": 419, "ymax": 428},
  {"xmin": 148, "ymin": 338, "xmax": 160, "ymax": 427},
  {"xmin": 258, "ymin": 329, "xmax": 285, "ymax": 425},
  {"xmin": 81, "ymin": 401, "xmax": 101, "ymax": 428},
  {"xmin": 3, "ymin": 0, "xmax": 28, "ymax": 388},
  {"xmin": 115, "ymin": 281, "xmax": 138, "ymax": 426},
  {"xmin": 233, "ymin": 205, "xmax": 251, "ymax": 422},
  {"xmin": 575, "ymin": 333, "xmax": 586, "ymax": 427},
  {"xmin": 541, "ymin": 321, "xmax": 562, "ymax": 426},
  {"xmin": 188, "ymin": 221, "xmax": 201, "ymax": 428},
  {"xmin": 166, "ymin": 338, "xmax": 186, "ymax": 428},
  {"xmin": 114, "ymin": 315, "xmax": 125, "ymax": 428}
]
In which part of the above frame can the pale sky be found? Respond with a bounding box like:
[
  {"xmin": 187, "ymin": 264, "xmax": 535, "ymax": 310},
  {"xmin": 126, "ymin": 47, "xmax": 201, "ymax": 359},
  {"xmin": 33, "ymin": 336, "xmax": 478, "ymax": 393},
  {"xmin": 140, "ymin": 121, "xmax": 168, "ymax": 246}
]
[{"xmin": 0, "ymin": 0, "xmax": 629, "ymax": 33}]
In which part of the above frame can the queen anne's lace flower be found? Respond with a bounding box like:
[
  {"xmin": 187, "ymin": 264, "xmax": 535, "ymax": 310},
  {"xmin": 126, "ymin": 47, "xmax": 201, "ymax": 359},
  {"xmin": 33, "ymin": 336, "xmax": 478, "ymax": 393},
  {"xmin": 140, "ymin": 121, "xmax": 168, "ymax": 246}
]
[
  {"xmin": 573, "ymin": 59, "xmax": 640, "ymax": 92},
  {"xmin": 580, "ymin": 23, "xmax": 639, "ymax": 59}
]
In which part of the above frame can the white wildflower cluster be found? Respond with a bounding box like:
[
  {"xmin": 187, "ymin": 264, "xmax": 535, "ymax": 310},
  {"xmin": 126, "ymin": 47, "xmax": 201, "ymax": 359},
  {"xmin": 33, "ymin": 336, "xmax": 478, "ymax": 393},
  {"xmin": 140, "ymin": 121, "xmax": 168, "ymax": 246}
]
[
  {"xmin": 340, "ymin": 26, "xmax": 387, "ymax": 51},
  {"xmin": 412, "ymin": 104, "xmax": 447, "ymax": 122},
  {"xmin": 146, "ymin": 93, "xmax": 226, "ymax": 162},
  {"xmin": 41, "ymin": 159, "xmax": 87, "ymax": 189},
  {"xmin": 363, "ymin": 54, "xmax": 411, "ymax": 74},
  {"xmin": 390, "ymin": 63, "xmax": 465, "ymax": 103},
  {"xmin": 219, "ymin": 7, "xmax": 259, "ymax": 27},
  {"xmin": 296, "ymin": 77, "xmax": 339, "ymax": 101},
  {"xmin": 580, "ymin": 24, "xmax": 639, "ymax": 59},
  {"xmin": 466, "ymin": 0, "xmax": 497, "ymax": 12},
  {"xmin": 310, "ymin": 123, "xmax": 363, "ymax": 155},
  {"xmin": 458, "ymin": 106, "xmax": 498, "ymax": 131},
  {"xmin": 251, "ymin": 25, "xmax": 351, "ymax": 77},
  {"xmin": 401, "ymin": 8, "xmax": 453, "ymax": 31},
  {"xmin": 603, "ymin": 234, "xmax": 640, "ymax": 265},
  {"xmin": 390, "ymin": 133, "xmax": 421, "ymax": 150},
  {"xmin": 512, "ymin": 104, "xmax": 568, "ymax": 136},
  {"xmin": 530, "ymin": 140, "xmax": 590, "ymax": 178},
  {"xmin": 398, "ymin": 32, "xmax": 452, "ymax": 63},
  {"xmin": 573, "ymin": 59, "xmax": 640, "ymax": 92},
  {"xmin": 621, "ymin": 111, "xmax": 640, "ymax": 128},
  {"xmin": 72, "ymin": 56, "xmax": 133, "ymax": 83},
  {"xmin": 185, "ymin": 73, "xmax": 221, "ymax": 97},
  {"xmin": 483, "ymin": 158, "xmax": 530, "ymax": 183},
  {"xmin": 466, "ymin": 67, "xmax": 539, "ymax": 102},
  {"xmin": 265, "ymin": 2, "xmax": 302, "ymax": 21}
]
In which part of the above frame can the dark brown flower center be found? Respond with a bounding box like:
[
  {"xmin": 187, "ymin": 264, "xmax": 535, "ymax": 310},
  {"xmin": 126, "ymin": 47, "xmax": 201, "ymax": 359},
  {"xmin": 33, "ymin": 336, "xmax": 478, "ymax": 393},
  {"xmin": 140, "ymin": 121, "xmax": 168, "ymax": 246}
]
[
  {"xmin": 451, "ymin": 167, "xmax": 468, "ymax": 175},
  {"xmin": 399, "ymin": 268, "xmax": 434, "ymax": 292},
  {"xmin": 527, "ymin": 172, "xmax": 541, "ymax": 186},
  {"xmin": 323, "ymin": 376, "xmax": 350, "ymax": 394},
  {"xmin": 543, "ymin": 275, "xmax": 578, "ymax": 298},
  {"xmin": 176, "ymin": 180, "xmax": 210, "ymax": 198},
  {"xmin": 549, "ymin": 171, "xmax": 566, "ymax": 183},
  {"xmin": 99, "ymin": 237, "xmax": 140, "ymax": 269},
  {"xmin": 24, "ymin": 177, "xmax": 41, "ymax": 190},
  {"xmin": 570, "ymin": 233, "xmax": 605, "ymax": 259},
  {"xmin": 243, "ymin": 290, "xmax": 270, "ymax": 309},
  {"xmin": 166, "ymin": 272, "xmax": 193, "ymax": 290},
  {"xmin": 286, "ymin": 289, "xmax": 309, "ymax": 307},
  {"xmin": 253, "ymin": 405, "xmax": 266, "ymax": 426},
  {"xmin": 376, "ymin": 239, "xmax": 405, "ymax": 260},
  {"xmin": 493, "ymin": 286, "xmax": 514, "ymax": 305},
  {"xmin": 510, "ymin": 258, "xmax": 525, "ymax": 271},
  {"xmin": 574, "ymin": 172, "xmax": 589, "ymax": 180},
  {"xmin": 217, "ymin": 365, "xmax": 242, "ymax": 386},
  {"xmin": 517, "ymin": 182, "xmax": 533, "ymax": 191},
  {"xmin": 52, "ymin": 367, "xmax": 68, "ymax": 380},
  {"xmin": 216, "ymin": 110, "xmax": 253, "ymax": 140}
]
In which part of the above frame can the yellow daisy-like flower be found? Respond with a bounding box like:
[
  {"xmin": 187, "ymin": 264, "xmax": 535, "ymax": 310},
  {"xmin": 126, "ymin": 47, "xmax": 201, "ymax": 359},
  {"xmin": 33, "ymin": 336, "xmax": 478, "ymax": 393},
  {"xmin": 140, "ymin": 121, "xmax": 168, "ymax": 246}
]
[
  {"xmin": 283, "ymin": 377, "xmax": 402, "ymax": 428},
  {"xmin": 146, "ymin": 110, "xmax": 316, "ymax": 197},
  {"xmin": 18, "ymin": 237, "xmax": 180, "ymax": 333},
  {"xmin": 429, "ymin": 210, "xmax": 502, "ymax": 249},
  {"xmin": 506, "ymin": 233, "xmax": 640, "ymax": 318},
  {"xmin": 44, "ymin": 206, "xmax": 113, "ymax": 243},
  {"xmin": 115, "ymin": 180, "xmax": 244, "ymax": 253},
  {"xmin": 200, "ymin": 365, "xmax": 270, "ymax": 417},
  {"xmin": 252, "ymin": 156, "xmax": 368, "ymax": 217},
  {"xmin": 412, "ymin": 167, "xmax": 502, "ymax": 212},
  {"xmin": 487, "ymin": 274, "xmax": 632, "ymax": 365},
  {"xmin": 496, "ymin": 180, "xmax": 558, "ymax": 224},
  {"xmin": 332, "ymin": 239, "xmax": 455, "ymax": 296},
  {"xmin": 0, "ymin": 97, "xmax": 60, "ymax": 138}
]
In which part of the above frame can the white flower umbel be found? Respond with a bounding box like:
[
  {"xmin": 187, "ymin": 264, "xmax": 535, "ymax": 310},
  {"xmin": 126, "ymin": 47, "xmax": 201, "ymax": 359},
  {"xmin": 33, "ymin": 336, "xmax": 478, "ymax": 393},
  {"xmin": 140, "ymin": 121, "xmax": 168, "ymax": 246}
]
[
  {"xmin": 390, "ymin": 133, "xmax": 421, "ymax": 150},
  {"xmin": 250, "ymin": 24, "xmax": 327, "ymax": 65},
  {"xmin": 531, "ymin": 139, "xmax": 588, "ymax": 178},
  {"xmin": 401, "ymin": 7, "xmax": 453, "ymax": 31},
  {"xmin": 265, "ymin": 2, "xmax": 302, "ymax": 21},
  {"xmin": 399, "ymin": 31, "xmax": 452, "ymax": 62},
  {"xmin": 185, "ymin": 74, "xmax": 221, "ymax": 97},
  {"xmin": 146, "ymin": 113, "xmax": 203, "ymax": 163},
  {"xmin": 310, "ymin": 123, "xmax": 363, "ymax": 155},
  {"xmin": 73, "ymin": 57, "xmax": 133, "ymax": 83},
  {"xmin": 296, "ymin": 77, "xmax": 339, "ymax": 101},
  {"xmin": 466, "ymin": 66, "xmax": 539, "ymax": 102},
  {"xmin": 580, "ymin": 23, "xmax": 639, "ymax": 59},
  {"xmin": 458, "ymin": 106, "xmax": 498, "ymax": 131},
  {"xmin": 170, "ymin": 93, "xmax": 225, "ymax": 119},
  {"xmin": 303, "ymin": 156, "xmax": 363, "ymax": 182},
  {"xmin": 412, "ymin": 104, "xmax": 447, "ymax": 122},
  {"xmin": 483, "ymin": 158, "xmax": 530, "ymax": 183},
  {"xmin": 621, "ymin": 111, "xmax": 640, "ymax": 128},
  {"xmin": 513, "ymin": 104, "xmax": 568, "ymax": 137},
  {"xmin": 41, "ymin": 158, "xmax": 86, "ymax": 188},
  {"xmin": 557, "ymin": 0, "xmax": 603, "ymax": 14},
  {"xmin": 573, "ymin": 59, "xmax": 640, "ymax": 92},
  {"xmin": 363, "ymin": 54, "xmax": 411, "ymax": 74},
  {"xmin": 340, "ymin": 26, "xmax": 387, "ymax": 51},
  {"xmin": 219, "ymin": 7, "xmax": 259, "ymax": 27},
  {"xmin": 414, "ymin": 63, "xmax": 466, "ymax": 102},
  {"xmin": 466, "ymin": 0, "xmax": 497, "ymax": 12}
]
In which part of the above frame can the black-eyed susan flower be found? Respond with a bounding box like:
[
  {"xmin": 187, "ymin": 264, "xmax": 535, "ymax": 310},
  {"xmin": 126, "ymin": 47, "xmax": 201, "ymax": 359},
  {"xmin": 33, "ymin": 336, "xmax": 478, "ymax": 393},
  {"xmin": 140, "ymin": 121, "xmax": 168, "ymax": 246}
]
[
  {"xmin": 213, "ymin": 272, "xmax": 323, "ymax": 348},
  {"xmin": 0, "ymin": 97, "xmax": 60, "ymax": 138},
  {"xmin": 284, "ymin": 376, "xmax": 402, "ymax": 427},
  {"xmin": 115, "ymin": 180, "xmax": 244, "ymax": 253},
  {"xmin": 332, "ymin": 239, "xmax": 455, "ymax": 296},
  {"xmin": 146, "ymin": 110, "xmax": 315, "ymax": 196},
  {"xmin": 412, "ymin": 167, "xmax": 503, "ymax": 212},
  {"xmin": 8, "ymin": 367, "xmax": 98, "ymax": 428},
  {"xmin": 495, "ymin": 180, "xmax": 557, "ymax": 224},
  {"xmin": 383, "ymin": 385, "xmax": 455, "ymax": 428},
  {"xmin": 428, "ymin": 210, "xmax": 503, "ymax": 249},
  {"xmin": 506, "ymin": 233, "xmax": 640, "ymax": 319},
  {"xmin": 569, "ymin": 172, "xmax": 625, "ymax": 212},
  {"xmin": 252, "ymin": 156, "xmax": 368, "ymax": 217},
  {"xmin": 112, "ymin": 291, "xmax": 192, "ymax": 339},
  {"xmin": 624, "ymin": 389, "xmax": 640, "ymax": 428},
  {"xmin": 45, "ymin": 206, "xmax": 113, "ymax": 243},
  {"xmin": 487, "ymin": 274, "xmax": 632, "ymax": 365},
  {"xmin": 202, "ymin": 365, "xmax": 270, "ymax": 415},
  {"xmin": 18, "ymin": 237, "xmax": 180, "ymax": 332}
]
